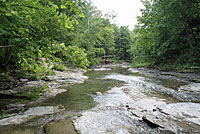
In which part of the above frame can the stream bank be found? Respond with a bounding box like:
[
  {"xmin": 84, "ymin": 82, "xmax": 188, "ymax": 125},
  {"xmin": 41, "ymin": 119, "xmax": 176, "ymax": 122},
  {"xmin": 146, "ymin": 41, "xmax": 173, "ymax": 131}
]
[
  {"xmin": 0, "ymin": 63, "xmax": 200, "ymax": 134},
  {"xmin": 73, "ymin": 66, "xmax": 200, "ymax": 134},
  {"xmin": 0, "ymin": 68, "xmax": 88, "ymax": 117}
]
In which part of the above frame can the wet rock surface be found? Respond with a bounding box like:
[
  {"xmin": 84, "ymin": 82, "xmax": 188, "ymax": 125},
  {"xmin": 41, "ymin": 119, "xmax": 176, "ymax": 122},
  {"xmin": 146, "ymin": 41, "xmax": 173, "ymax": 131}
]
[
  {"xmin": 47, "ymin": 70, "xmax": 88, "ymax": 84},
  {"xmin": 178, "ymin": 83, "xmax": 200, "ymax": 93},
  {"xmin": 0, "ymin": 69, "xmax": 88, "ymax": 113},
  {"xmin": 128, "ymin": 68, "xmax": 200, "ymax": 83},
  {"xmin": 73, "ymin": 68, "xmax": 200, "ymax": 134},
  {"xmin": 0, "ymin": 106, "xmax": 65, "ymax": 126},
  {"xmin": 73, "ymin": 86, "xmax": 182, "ymax": 134},
  {"xmin": 93, "ymin": 67, "xmax": 112, "ymax": 71},
  {"xmin": 73, "ymin": 87, "xmax": 160, "ymax": 134},
  {"xmin": 0, "ymin": 65, "xmax": 200, "ymax": 134},
  {"xmin": 0, "ymin": 68, "xmax": 88, "ymax": 134}
]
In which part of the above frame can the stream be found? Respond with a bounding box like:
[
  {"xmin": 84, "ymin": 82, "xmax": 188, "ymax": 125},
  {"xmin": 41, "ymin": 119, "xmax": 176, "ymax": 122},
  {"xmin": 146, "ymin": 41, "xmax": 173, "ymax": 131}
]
[{"xmin": 0, "ymin": 66, "xmax": 200, "ymax": 134}]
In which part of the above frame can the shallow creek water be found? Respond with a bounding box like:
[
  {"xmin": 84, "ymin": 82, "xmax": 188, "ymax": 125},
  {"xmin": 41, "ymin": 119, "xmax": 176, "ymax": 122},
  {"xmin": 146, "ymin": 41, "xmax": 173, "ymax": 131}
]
[{"xmin": 0, "ymin": 67, "xmax": 200, "ymax": 134}]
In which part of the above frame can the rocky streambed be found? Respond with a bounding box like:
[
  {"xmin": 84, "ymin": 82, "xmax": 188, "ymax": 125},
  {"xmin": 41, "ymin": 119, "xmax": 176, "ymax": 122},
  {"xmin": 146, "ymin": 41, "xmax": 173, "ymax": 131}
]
[{"xmin": 0, "ymin": 64, "xmax": 200, "ymax": 134}]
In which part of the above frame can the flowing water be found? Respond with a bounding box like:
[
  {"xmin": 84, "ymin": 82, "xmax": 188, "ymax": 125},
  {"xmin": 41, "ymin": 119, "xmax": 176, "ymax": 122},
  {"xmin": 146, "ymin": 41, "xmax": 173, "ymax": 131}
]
[{"xmin": 0, "ymin": 66, "xmax": 200, "ymax": 134}]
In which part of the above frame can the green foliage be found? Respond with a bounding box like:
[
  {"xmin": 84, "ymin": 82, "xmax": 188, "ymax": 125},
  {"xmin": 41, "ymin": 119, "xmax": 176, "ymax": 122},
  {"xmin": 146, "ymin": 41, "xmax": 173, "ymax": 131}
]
[
  {"xmin": 132, "ymin": 0, "xmax": 200, "ymax": 69},
  {"xmin": 114, "ymin": 26, "xmax": 132, "ymax": 61},
  {"xmin": 64, "ymin": 46, "xmax": 90, "ymax": 69},
  {"xmin": 0, "ymin": 110, "xmax": 7, "ymax": 119},
  {"xmin": 17, "ymin": 44, "xmax": 52, "ymax": 80},
  {"xmin": 52, "ymin": 64, "xmax": 67, "ymax": 71},
  {"xmin": 17, "ymin": 41, "xmax": 89, "ymax": 79},
  {"xmin": 0, "ymin": 0, "xmax": 134, "ymax": 80},
  {"xmin": 131, "ymin": 62, "xmax": 151, "ymax": 68},
  {"xmin": 15, "ymin": 86, "xmax": 46, "ymax": 102},
  {"xmin": 42, "ymin": 83, "xmax": 49, "ymax": 90},
  {"xmin": 0, "ymin": 0, "xmax": 88, "ymax": 79},
  {"xmin": 70, "ymin": 2, "xmax": 117, "ymax": 66},
  {"xmin": 86, "ymin": 48, "xmax": 104, "ymax": 66}
]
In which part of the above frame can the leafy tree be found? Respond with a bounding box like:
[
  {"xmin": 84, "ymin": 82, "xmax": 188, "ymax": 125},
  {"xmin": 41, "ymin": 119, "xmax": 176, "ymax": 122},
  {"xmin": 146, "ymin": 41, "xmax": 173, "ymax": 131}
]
[
  {"xmin": 70, "ymin": 1, "xmax": 116, "ymax": 65},
  {"xmin": 0, "ymin": 0, "xmax": 89, "ymax": 79},
  {"xmin": 132, "ymin": 0, "xmax": 200, "ymax": 69},
  {"xmin": 114, "ymin": 26, "xmax": 131, "ymax": 61}
]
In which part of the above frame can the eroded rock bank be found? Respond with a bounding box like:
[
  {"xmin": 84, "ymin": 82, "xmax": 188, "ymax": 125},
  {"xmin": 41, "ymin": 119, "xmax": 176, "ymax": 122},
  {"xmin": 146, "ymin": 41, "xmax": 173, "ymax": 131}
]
[
  {"xmin": 73, "ymin": 66, "xmax": 200, "ymax": 134},
  {"xmin": 128, "ymin": 67, "xmax": 200, "ymax": 83},
  {"xmin": 27, "ymin": 69, "xmax": 88, "ymax": 104},
  {"xmin": 0, "ymin": 68, "xmax": 88, "ymax": 124},
  {"xmin": 0, "ymin": 106, "xmax": 65, "ymax": 126},
  {"xmin": 0, "ymin": 65, "xmax": 200, "ymax": 134}
]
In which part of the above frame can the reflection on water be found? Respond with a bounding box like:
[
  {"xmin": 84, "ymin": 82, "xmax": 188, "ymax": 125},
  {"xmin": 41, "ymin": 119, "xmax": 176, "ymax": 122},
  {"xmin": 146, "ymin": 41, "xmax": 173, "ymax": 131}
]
[{"xmin": 37, "ymin": 68, "xmax": 125, "ymax": 112}]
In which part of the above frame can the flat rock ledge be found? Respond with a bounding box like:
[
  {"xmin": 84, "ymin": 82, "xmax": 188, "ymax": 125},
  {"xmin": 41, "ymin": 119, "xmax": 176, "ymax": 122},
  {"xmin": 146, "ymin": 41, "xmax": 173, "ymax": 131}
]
[
  {"xmin": 0, "ymin": 106, "xmax": 65, "ymax": 126},
  {"xmin": 0, "ymin": 69, "xmax": 88, "ymax": 118},
  {"xmin": 27, "ymin": 69, "xmax": 88, "ymax": 105}
]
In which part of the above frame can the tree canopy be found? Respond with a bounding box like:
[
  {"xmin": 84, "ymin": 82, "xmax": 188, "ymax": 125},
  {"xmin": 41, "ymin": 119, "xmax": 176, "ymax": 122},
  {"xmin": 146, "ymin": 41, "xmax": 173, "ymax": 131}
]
[
  {"xmin": 132, "ymin": 0, "xmax": 200, "ymax": 69},
  {"xmin": 0, "ymin": 0, "xmax": 199, "ymax": 79}
]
